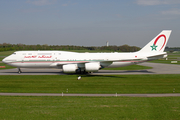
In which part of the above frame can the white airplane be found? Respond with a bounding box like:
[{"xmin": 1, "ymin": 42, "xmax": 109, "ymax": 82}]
[{"xmin": 2, "ymin": 30, "xmax": 171, "ymax": 74}]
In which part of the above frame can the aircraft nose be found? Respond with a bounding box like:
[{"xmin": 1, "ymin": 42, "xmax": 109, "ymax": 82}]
[{"xmin": 2, "ymin": 58, "xmax": 7, "ymax": 64}]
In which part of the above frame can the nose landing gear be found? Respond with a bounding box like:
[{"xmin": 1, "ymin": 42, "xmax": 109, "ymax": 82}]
[{"xmin": 18, "ymin": 68, "xmax": 22, "ymax": 74}]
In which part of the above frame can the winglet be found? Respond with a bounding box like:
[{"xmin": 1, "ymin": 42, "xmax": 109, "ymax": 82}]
[{"xmin": 138, "ymin": 30, "xmax": 172, "ymax": 53}]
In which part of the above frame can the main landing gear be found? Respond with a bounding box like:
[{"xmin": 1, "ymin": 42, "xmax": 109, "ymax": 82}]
[
  {"xmin": 75, "ymin": 69, "xmax": 92, "ymax": 74},
  {"xmin": 18, "ymin": 68, "xmax": 22, "ymax": 74}
]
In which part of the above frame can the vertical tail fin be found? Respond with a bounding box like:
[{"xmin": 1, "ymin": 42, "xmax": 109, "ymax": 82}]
[{"xmin": 138, "ymin": 30, "xmax": 172, "ymax": 53}]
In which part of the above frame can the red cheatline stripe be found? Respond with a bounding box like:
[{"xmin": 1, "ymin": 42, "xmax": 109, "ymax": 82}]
[
  {"xmin": 10, "ymin": 61, "xmax": 88, "ymax": 64},
  {"xmin": 9, "ymin": 60, "xmax": 145, "ymax": 64}
]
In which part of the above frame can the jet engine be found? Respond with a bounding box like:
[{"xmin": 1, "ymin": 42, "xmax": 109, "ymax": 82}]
[
  {"xmin": 62, "ymin": 64, "xmax": 78, "ymax": 73},
  {"xmin": 85, "ymin": 62, "xmax": 101, "ymax": 72}
]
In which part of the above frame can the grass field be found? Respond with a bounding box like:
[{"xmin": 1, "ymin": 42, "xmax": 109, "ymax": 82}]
[
  {"xmin": 1, "ymin": 75, "xmax": 180, "ymax": 94},
  {"xmin": 0, "ymin": 96, "xmax": 180, "ymax": 120},
  {"xmin": 1, "ymin": 74, "xmax": 180, "ymax": 119},
  {"xmin": 0, "ymin": 51, "xmax": 15, "ymax": 56}
]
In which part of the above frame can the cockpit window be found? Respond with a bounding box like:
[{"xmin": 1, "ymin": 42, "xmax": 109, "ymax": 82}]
[{"xmin": 12, "ymin": 53, "xmax": 16, "ymax": 55}]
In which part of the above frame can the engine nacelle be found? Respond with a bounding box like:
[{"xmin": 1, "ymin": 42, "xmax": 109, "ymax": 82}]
[
  {"xmin": 62, "ymin": 64, "xmax": 78, "ymax": 73},
  {"xmin": 85, "ymin": 62, "xmax": 101, "ymax": 72}
]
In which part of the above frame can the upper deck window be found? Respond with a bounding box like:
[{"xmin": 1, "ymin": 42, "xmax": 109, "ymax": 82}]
[{"xmin": 38, "ymin": 53, "xmax": 52, "ymax": 55}]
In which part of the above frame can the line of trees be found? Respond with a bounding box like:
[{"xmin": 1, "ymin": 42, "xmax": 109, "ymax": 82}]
[
  {"xmin": 165, "ymin": 47, "xmax": 180, "ymax": 52},
  {"xmin": 1, "ymin": 43, "xmax": 179, "ymax": 52},
  {"xmin": 0, "ymin": 43, "xmax": 141, "ymax": 52}
]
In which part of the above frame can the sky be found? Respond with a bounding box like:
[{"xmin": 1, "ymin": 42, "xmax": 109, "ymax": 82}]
[{"xmin": 0, "ymin": 0, "xmax": 180, "ymax": 48}]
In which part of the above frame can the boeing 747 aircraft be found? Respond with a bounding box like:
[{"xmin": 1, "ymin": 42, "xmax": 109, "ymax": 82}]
[{"xmin": 2, "ymin": 30, "xmax": 171, "ymax": 74}]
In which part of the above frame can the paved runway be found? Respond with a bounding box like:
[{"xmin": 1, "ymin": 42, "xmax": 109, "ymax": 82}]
[
  {"xmin": 94, "ymin": 62, "xmax": 180, "ymax": 75},
  {"xmin": 0, "ymin": 68, "xmax": 63, "ymax": 75},
  {"xmin": 1, "ymin": 93, "xmax": 180, "ymax": 97},
  {"xmin": 0, "ymin": 62, "xmax": 180, "ymax": 75}
]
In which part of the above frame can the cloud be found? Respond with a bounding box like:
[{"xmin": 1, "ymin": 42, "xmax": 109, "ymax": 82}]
[
  {"xmin": 136, "ymin": 0, "xmax": 180, "ymax": 6},
  {"xmin": 162, "ymin": 9, "xmax": 180, "ymax": 15},
  {"xmin": 26, "ymin": 0, "xmax": 56, "ymax": 6}
]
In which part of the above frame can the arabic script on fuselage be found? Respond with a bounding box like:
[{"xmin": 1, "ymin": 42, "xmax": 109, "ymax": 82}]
[
  {"xmin": 38, "ymin": 55, "xmax": 52, "ymax": 58},
  {"xmin": 24, "ymin": 55, "xmax": 52, "ymax": 58}
]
